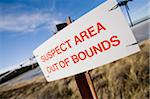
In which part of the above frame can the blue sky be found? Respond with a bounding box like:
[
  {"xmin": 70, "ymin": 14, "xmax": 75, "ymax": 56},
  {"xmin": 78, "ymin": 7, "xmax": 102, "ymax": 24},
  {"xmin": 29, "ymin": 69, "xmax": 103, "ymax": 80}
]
[{"xmin": 0, "ymin": 0, "xmax": 149, "ymax": 73}]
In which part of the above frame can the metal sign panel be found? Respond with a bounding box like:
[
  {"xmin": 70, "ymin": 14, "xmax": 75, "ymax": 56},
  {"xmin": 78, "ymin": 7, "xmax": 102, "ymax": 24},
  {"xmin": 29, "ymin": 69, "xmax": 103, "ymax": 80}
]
[{"xmin": 33, "ymin": 0, "xmax": 140, "ymax": 82}]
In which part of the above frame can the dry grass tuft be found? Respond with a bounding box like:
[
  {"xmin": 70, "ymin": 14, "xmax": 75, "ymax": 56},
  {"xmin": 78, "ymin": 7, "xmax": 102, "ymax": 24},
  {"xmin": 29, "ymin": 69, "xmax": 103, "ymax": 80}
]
[
  {"xmin": 0, "ymin": 39, "xmax": 149, "ymax": 99},
  {"xmin": 91, "ymin": 39, "xmax": 150, "ymax": 99}
]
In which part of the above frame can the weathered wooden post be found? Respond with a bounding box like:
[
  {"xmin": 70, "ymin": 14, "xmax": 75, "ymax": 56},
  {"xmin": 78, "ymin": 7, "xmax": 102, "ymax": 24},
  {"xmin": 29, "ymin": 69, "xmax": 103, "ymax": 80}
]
[
  {"xmin": 66, "ymin": 17, "xmax": 98, "ymax": 99},
  {"xmin": 55, "ymin": 16, "xmax": 98, "ymax": 99},
  {"xmin": 33, "ymin": 1, "xmax": 140, "ymax": 99}
]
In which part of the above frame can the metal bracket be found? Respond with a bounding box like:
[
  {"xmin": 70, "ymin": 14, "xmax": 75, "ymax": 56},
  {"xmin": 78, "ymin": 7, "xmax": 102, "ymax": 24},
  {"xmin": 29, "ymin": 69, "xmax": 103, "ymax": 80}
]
[{"xmin": 126, "ymin": 42, "xmax": 138, "ymax": 47}]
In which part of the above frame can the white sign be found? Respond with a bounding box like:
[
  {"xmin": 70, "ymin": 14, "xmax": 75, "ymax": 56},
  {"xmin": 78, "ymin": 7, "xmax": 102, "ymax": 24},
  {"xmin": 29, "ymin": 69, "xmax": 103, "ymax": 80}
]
[{"xmin": 33, "ymin": 0, "xmax": 140, "ymax": 82}]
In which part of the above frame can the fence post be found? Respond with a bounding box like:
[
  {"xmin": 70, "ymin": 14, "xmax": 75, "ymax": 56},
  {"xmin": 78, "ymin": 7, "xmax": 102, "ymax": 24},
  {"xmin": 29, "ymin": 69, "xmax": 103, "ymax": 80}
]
[{"xmin": 66, "ymin": 17, "xmax": 98, "ymax": 99}]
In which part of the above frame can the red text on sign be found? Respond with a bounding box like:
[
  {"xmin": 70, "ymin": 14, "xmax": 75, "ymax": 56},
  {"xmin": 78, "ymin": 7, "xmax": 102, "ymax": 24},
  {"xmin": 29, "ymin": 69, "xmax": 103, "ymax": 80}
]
[
  {"xmin": 74, "ymin": 22, "xmax": 106, "ymax": 45},
  {"xmin": 47, "ymin": 57, "xmax": 70, "ymax": 73},
  {"xmin": 71, "ymin": 35, "xmax": 120, "ymax": 64},
  {"xmin": 41, "ymin": 39, "xmax": 72, "ymax": 62}
]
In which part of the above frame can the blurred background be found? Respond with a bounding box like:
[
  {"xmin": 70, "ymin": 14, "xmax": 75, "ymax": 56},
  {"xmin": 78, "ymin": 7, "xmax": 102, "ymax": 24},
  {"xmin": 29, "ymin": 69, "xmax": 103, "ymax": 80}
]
[{"xmin": 0, "ymin": 0, "xmax": 149, "ymax": 99}]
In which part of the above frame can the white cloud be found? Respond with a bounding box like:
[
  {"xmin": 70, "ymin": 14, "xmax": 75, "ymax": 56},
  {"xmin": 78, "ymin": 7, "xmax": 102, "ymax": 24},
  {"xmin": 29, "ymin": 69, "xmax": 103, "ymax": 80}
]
[
  {"xmin": 0, "ymin": 0, "xmax": 64, "ymax": 34},
  {"xmin": 0, "ymin": 11, "xmax": 63, "ymax": 33}
]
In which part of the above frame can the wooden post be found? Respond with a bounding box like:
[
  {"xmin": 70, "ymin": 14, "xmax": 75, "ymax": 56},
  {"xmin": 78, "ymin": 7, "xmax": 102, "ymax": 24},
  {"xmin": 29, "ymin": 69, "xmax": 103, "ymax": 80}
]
[
  {"xmin": 75, "ymin": 71, "xmax": 98, "ymax": 99},
  {"xmin": 66, "ymin": 17, "xmax": 98, "ymax": 99},
  {"xmin": 55, "ymin": 16, "xmax": 98, "ymax": 99}
]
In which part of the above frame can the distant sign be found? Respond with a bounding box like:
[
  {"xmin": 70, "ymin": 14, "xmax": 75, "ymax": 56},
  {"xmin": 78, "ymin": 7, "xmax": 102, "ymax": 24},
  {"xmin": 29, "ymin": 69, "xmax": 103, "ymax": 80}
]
[{"xmin": 33, "ymin": 0, "xmax": 140, "ymax": 82}]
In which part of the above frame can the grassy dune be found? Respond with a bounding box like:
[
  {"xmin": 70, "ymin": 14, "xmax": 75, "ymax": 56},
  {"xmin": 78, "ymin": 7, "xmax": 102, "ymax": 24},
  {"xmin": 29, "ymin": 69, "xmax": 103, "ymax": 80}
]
[
  {"xmin": 91, "ymin": 39, "xmax": 149, "ymax": 99},
  {"xmin": 0, "ymin": 39, "xmax": 149, "ymax": 99}
]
